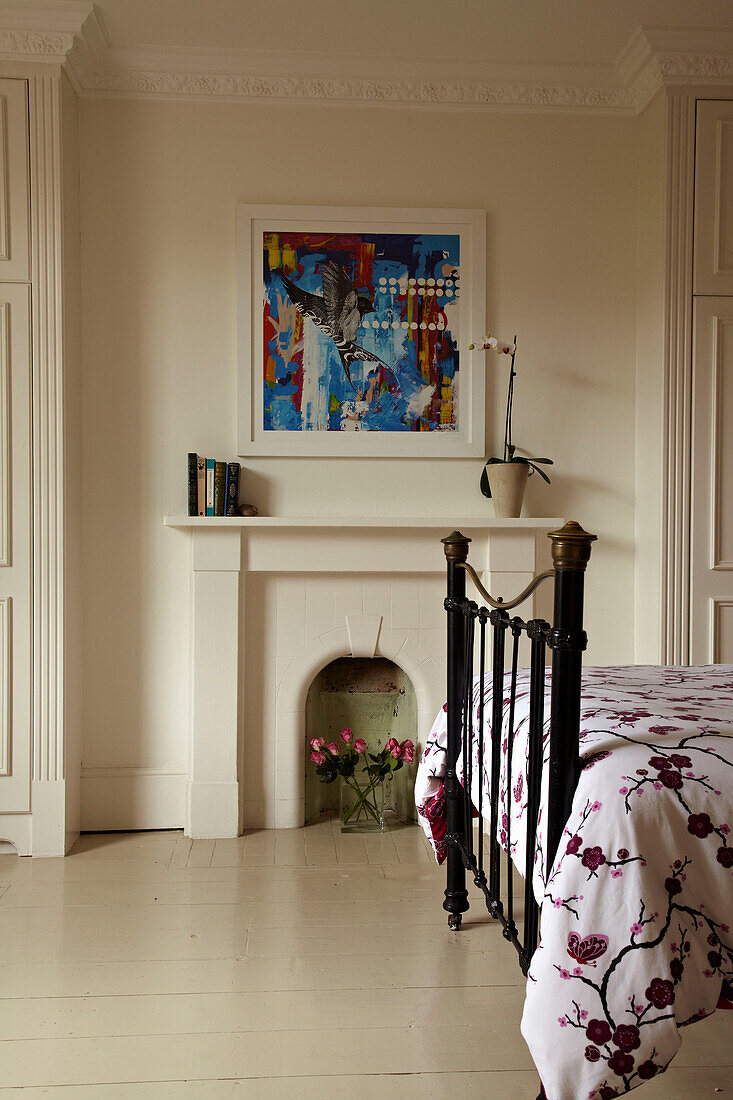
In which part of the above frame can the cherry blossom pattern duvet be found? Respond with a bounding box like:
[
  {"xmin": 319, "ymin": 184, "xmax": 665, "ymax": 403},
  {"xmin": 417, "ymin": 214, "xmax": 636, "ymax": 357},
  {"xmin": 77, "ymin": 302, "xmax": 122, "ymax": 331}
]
[{"xmin": 415, "ymin": 665, "xmax": 733, "ymax": 1100}]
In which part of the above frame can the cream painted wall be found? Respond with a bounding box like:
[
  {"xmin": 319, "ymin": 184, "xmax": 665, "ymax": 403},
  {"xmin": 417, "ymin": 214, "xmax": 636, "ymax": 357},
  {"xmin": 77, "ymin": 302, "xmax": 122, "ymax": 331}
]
[{"xmin": 79, "ymin": 98, "xmax": 638, "ymax": 810}]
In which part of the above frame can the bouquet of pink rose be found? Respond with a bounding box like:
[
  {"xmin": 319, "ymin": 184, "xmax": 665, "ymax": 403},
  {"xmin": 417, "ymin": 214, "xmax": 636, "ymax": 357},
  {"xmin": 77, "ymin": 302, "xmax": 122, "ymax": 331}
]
[{"xmin": 310, "ymin": 728, "xmax": 415, "ymax": 827}]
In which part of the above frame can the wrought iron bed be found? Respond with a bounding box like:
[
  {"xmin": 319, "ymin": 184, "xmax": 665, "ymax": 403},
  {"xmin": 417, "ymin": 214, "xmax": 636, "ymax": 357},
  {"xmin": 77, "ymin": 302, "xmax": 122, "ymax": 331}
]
[{"xmin": 441, "ymin": 520, "xmax": 596, "ymax": 1100}]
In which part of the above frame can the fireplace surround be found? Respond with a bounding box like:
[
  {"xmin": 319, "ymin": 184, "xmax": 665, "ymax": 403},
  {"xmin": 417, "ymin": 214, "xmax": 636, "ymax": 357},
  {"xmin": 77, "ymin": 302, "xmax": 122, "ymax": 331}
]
[{"xmin": 164, "ymin": 516, "xmax": 562, "ymax": 837}]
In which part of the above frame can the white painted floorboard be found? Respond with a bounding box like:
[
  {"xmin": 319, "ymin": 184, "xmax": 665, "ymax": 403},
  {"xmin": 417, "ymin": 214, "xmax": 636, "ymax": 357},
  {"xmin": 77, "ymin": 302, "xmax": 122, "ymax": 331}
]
[{"xmin": 0, "ymin": 823, "xmax": 730, "ymax": 1098}]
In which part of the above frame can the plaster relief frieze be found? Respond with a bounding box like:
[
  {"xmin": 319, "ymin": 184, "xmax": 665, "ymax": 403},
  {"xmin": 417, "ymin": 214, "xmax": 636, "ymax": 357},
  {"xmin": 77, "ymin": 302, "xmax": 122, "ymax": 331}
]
[
  {"xmin": 76, "ymin": 64, "xmax": 632, "ymax": 113},
  {"xmin": 0, "ymin": 30, "xmax": 75, "ymax": 60},
  {"xmin": 657, "ymin": 54, "xmax": 733, "ymax": 80}
]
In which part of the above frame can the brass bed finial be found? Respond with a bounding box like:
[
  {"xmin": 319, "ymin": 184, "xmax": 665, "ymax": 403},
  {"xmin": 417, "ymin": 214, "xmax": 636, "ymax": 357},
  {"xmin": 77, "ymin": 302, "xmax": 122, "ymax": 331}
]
[
  {"xmin": 548, "ymin": 520, "xmax": 597, "ymax": 571},
  {"xmin": 441, "ymin": 530, "xmax": 471, "ymax": 563}
]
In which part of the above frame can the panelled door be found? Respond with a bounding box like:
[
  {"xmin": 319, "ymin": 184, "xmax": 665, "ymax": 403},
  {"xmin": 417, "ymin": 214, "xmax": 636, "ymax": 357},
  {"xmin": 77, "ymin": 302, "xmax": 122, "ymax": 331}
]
[
  {"xmin": 691, "ymin": 101, "xmax": 733, "ymax": 664},
  {"xmin": 0, "ymin": 283, "xmax": 31, "ymax": 810},
  {"xmin": 0, "ymin": 77, "xmax": 31, "ymax": 814},
  {"xmin": 691, "ymin": 299, "xmax": 733, "ymax": 662}
]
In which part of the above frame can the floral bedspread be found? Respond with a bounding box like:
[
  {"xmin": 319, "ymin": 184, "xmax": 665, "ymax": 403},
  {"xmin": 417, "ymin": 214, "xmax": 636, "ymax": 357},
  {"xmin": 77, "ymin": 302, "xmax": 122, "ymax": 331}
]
[{"xmin": 414, "ymin": 665, "xmax": 733, "ymax": 1100}]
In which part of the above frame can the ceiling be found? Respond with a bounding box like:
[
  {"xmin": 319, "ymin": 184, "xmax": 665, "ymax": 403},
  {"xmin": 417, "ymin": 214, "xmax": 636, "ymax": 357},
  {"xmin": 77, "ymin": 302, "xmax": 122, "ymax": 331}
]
[{"xmin": 88, "ymin": 0, "xmax": 733, "ymax": 67}]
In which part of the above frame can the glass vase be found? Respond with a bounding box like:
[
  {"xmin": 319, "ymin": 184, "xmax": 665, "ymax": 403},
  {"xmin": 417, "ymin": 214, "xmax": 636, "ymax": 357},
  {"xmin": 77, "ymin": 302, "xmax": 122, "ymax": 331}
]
[{"xmin": 339, "ymin": 773, "xmax": 384, "ymax": 833}]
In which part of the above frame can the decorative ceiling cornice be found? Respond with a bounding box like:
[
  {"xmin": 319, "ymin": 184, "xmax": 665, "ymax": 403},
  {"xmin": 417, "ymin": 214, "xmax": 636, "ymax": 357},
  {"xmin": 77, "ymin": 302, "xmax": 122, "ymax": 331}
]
[
  {"xmin": 61, "ymin": 10, "xmax": 632, "ymax": 113},
  {"xmin": 619, "ymin": 26, "xmax": 733, "ymax": 111},
  {"xmin": 0, "ymin": 1, "xmax": 91, "ymax": 65},
  {"xmin": 2, "ymin": 8, "xmax": 732, "ymax": 114}
]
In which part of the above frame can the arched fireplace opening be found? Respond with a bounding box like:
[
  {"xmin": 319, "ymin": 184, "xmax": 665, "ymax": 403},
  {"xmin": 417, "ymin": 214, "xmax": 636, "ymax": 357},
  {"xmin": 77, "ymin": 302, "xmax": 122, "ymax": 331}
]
[{"xmin": 304, "ymin": 656, "xmax": 417, "ymax": 825}]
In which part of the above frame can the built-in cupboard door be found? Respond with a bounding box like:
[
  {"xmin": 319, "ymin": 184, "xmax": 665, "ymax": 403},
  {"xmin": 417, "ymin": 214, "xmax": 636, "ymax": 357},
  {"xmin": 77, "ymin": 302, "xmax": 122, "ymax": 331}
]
[
  {"xmin": 0, "ymin": 285, "xmax": 31, "ymax": 811},
  {"xmin": 691, "ymin": 297, "xmax": 733, "ymax": 663},
  {"xmin": 0, "ymin": 79, "xmax": 29, "ymax": 283}
]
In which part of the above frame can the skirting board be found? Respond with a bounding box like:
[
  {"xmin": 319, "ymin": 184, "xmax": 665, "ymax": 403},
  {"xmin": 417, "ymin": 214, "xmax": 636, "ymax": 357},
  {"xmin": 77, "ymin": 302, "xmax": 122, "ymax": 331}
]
[{"xmin": 80, "ymin": 768, "xmax": 186, "ymax": 831}]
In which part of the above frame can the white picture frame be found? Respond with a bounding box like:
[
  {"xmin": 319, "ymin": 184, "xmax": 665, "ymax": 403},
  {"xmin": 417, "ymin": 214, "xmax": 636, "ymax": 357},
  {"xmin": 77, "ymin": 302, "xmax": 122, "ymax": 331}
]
[{"xmin": 237, "ymin": 204, "xmax": 485, "ymax": 457}]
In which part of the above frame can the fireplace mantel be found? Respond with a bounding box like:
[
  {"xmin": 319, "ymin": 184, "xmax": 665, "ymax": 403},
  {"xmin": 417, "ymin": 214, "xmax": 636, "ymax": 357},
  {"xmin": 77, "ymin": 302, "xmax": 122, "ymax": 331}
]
[
  {"xmin": 165, "ymin": 515, "xmax": 563, "ymax": 837},
  {"xmin": 165, "ymin": 515, "xmax": 562, "ymax": 529}
]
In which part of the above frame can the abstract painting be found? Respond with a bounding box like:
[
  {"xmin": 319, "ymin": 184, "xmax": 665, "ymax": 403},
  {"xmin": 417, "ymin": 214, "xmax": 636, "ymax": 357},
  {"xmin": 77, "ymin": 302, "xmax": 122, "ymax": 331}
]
[
  {"xmin": 264, "ymin": 231, "xmax": 460, "ymax": 434},
  {"xmin": 238, "ymin": 206, "xmax": 485, "ymax": 457}
]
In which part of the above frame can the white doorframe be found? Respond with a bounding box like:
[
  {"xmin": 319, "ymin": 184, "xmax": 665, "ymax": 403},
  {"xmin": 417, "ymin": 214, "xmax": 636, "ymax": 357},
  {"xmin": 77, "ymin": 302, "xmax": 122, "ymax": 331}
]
[
  {"xmin": 28, "ymin": 71, "xmax": 76, "ymax": 855},
  {"xmin": 660, "ymin": 91, "xmax": 696, "ymax": 665}
]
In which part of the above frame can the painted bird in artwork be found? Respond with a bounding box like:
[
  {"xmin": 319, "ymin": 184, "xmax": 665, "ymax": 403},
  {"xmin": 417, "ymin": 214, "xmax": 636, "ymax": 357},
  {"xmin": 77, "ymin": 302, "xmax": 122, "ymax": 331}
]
[{"xmin": 281, "ymin": 261, "xmax": 394, "ymax": 396}]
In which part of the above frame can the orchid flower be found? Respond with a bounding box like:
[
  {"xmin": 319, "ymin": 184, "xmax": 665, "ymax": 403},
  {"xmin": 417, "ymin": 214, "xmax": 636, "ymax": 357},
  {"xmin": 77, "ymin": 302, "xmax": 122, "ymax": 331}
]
[
  {"xmin": 468, "ymin": 331, "xmax": 553, "ymax": 494},
  {"xmin": 468, "ymin": 334, "xmax": 515, "ymax": 355}
]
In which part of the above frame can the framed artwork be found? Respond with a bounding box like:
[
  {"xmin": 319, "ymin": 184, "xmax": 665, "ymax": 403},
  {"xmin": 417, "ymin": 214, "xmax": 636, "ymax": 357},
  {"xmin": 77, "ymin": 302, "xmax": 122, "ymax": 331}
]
[{"xmin": 237, "ymin": 204, "xmax": 485, "ymax": 457}]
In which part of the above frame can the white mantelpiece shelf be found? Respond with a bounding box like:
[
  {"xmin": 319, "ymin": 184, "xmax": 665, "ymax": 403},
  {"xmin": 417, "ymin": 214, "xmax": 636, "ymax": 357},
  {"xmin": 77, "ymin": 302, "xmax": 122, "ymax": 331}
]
[{"xmin": 164, "ymin": 516, "xmax": 564, "ymax": 528}]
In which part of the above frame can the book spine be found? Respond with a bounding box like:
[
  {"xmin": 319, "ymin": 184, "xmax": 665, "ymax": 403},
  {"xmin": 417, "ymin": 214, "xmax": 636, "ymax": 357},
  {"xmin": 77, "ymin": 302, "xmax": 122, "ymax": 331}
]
[
  {"xmin": 196, "ymin": 456, "xmax": 206, "ymax": 516},
  {"xmin": 214, "ymin": 461, "xmax": 226, "ymax": 516},
  {"xmin": 205, "ymin": 459, "xmax": 215, "ymax": 516},
  {"xmin": 225, "ymin": 462, "xmax": 240, "ymax": 516},
  {"xmin": 187, "ymin": 453, "xmax": 198, "ymax": 517}
]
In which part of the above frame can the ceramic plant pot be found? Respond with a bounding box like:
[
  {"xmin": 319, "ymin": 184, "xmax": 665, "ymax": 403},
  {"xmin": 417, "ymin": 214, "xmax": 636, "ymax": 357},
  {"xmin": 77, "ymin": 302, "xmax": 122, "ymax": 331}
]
[{"xmin": 486, "ymin": 461, "xmax": 529, "ymax": 519}]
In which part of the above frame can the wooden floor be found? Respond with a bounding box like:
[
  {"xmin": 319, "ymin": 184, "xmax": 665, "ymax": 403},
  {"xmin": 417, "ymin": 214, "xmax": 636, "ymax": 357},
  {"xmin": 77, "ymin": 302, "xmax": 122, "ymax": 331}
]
[{"xmin": 0, "ymin": 821, "xmax": 730, "ymax": 1098}]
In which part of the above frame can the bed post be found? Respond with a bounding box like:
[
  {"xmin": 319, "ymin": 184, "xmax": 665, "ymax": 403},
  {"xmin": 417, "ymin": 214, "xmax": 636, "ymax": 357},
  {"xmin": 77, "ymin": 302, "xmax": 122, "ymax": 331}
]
[
  {"xmin": 442, "ymin": 531, "xmax": 471, "ymax": 930},
  {"xmin": 546, "ymin": 521, "xmax": 596, "ymax": 872}
]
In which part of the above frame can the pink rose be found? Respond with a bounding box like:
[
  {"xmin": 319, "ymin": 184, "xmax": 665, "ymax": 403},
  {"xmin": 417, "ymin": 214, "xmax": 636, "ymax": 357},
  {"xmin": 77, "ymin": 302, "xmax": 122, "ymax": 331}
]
[
  {"xmin": 385, "ymin": 737, "xmax": 400, "ymax": 754},
  {"xmin": 327, "ymin": 743, "xmax": 339, "ymax": 755},
  {"xmin": 399, "ymin": 740, "xmax": 415, "ymax": 763},
  {"xmin": 310, "ymin": 751, "xmax": 326, "ymax": 764},
  {"xmin": 390, "ymin": 744, "xmax": 401, "ymax": 758},
  {"xmin": 354, "ymin": 738, "xmax": 367, "ymax": 754},
  {"xmin": 340, "ymin": 728, "xmax": 353, "ymax": 744},
  {"xmin": 310, "ymin": 737, "xmax": 325, "ymax": 750}
]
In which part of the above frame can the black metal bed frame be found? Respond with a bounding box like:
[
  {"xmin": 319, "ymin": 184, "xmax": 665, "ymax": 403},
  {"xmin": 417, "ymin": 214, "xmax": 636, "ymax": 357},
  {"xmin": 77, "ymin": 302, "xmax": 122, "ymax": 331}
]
[{"xmin": 441, "ymin": 520, "xmax": 595, "ymax": 1100}]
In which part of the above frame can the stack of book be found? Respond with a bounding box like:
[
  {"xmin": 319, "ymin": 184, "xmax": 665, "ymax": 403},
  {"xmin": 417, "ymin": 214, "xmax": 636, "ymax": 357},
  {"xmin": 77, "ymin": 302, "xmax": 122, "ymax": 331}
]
[{"xmin": 187, "ymin": 454, "xmax": 241, "ymax": 517}]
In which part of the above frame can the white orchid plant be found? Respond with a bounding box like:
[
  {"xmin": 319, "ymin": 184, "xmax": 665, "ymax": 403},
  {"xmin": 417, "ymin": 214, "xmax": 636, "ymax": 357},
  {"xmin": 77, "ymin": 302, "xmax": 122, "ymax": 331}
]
[{"xmin": 468, "ymin": 333, "xmax": 553, "ymax": 498}]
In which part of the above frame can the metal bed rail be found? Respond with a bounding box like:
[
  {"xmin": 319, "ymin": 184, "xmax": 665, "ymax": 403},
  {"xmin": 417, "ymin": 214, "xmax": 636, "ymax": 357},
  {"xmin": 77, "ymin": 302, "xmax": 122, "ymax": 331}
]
[{"xmin": 440, "ymin": 521, "xmax": 596, "ymax": 977}]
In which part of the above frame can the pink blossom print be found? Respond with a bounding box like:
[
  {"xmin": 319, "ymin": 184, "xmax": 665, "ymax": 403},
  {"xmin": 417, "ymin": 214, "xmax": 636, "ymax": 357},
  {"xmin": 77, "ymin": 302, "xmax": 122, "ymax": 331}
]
[{"xmin": 414, "ymin": 663, "xmax": 733, "ymax": 1099}]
